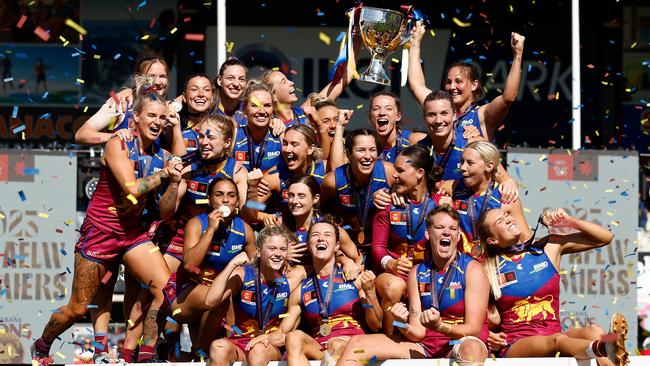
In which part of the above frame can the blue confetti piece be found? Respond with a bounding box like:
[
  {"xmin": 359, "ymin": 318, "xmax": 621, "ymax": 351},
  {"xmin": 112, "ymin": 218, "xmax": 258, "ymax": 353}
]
[
  {"xmin": 114, "ymin": 53, "xmax": 121, "ymax": 60},
  {"xmin": 86, "ymin": 304, "xmax": 98, "ymax": 309},
  {"xmin": 368, "ymin": 355, "xmax": 378, "ymax": 365},
  {"xmin": 12, "ymin": 124, "xmax": 25, "ymax": 134},
  {"xmin": 392, "ymin": 321, "xmax": 407, "ymax": 329},
  {"xmin": 42, "ymin": 91, "xmax": 48, "ymax": 99},
  {"xmin": 136, "ymin": 0, "xmax": 147, "ymax": 10},
  {"xmin": 79, "ymin": 96, "xmax": 86, "ymax": 103},
  {"xmin": 91, "ymin": 341, "xmax": 106, "ymax": 351},
  {"xmin": 244, "ymin": 200, "xmax": 266, "ymax": 211},
  {"xmin": 23, "ymin": 168, "xmax": 40, "ymax": 175},
  {"xmin": 166, "ymin": 316, "xmax": 177, "ymax": 325},
  {"xmin": 60, "ymin": 248, "xmax": 68, "ymax": 256},
  {"xmin": 231, "ymin": 325, "xmax": 243, "ymax": 335},
  {"xmin": 14, "ymin": 255, "xmax": 26, "ymax": 261},
  {"xmin": 12, "ymin": 106, "xmax": 18, "ymax": 118},
  {"xmin": 362, "ymin": 303, "xmax": 374, "ymax": 308},
  {"xmin": 196, "ymin": 348, "xmax": 208, "ymax": 357},
  {"xmin": 342, "ymin": 225, "xmax": 352, "ymax": 230},
  {"xmin": 449, "ymin": 339, "xmax": 462, "ymax": 345},
  {"xmin": 18, "ymin": 190, "xmax": 26, "ymax": 201},
  {"xmin": 336, "ymin": 31, "xmax": 346, "ymax": 42},
  {"xmin": 39, "ymin": 113, "xmax": 50, "ymax": 119}
]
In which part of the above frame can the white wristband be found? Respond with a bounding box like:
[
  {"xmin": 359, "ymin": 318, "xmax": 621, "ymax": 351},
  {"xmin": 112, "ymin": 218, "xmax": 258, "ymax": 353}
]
[{"xmin": 380, "ymin": 256, "xmax": 393, "ymax": 270}]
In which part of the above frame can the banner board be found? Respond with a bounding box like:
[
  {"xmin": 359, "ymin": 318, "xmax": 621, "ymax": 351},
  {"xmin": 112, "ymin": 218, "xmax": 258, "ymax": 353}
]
[{"xmin": 0, "ymin": 150, "xmax": 77, "ymax": 364}]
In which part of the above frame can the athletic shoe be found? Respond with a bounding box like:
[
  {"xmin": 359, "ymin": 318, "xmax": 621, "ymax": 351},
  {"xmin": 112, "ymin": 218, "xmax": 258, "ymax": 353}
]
[
  {"xmin": 30, "ymin": 343, "xmax": 53, "ymax": 366},
  {"xmin": 606, "ymin": 312, "xmax": 630, "ymax": 366},
  {"xmin": 93, "ymin": 351, "xmax": 114, "ymax": 364}
]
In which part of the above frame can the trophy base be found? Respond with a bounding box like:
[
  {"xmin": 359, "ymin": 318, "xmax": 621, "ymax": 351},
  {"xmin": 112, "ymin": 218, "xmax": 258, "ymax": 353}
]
[
  {"xmin": 359, "ymin": 73, "xmax": 391, "ymax": 86},
  {"xmin": 359, "ymin": 57, "xmax": 391, "ymax": 86}
]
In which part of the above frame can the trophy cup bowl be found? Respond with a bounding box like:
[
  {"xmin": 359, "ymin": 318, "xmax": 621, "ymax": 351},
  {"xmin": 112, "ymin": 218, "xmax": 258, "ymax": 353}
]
[{"xmin": 357, "ymin": 7, "xmax": 410, "ymax": 86}]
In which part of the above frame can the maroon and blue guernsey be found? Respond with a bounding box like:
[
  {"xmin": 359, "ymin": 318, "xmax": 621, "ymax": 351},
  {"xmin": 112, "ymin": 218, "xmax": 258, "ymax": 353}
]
[{"xmin": 494, "ymin": 249, "xmax": 561, "ymax": 347}]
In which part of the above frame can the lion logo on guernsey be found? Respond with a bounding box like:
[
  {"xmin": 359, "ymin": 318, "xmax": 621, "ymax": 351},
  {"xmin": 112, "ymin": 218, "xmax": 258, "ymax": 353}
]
[{"xmin": 511, "ymin": 294, "xmax": 556, "ymax": 323}]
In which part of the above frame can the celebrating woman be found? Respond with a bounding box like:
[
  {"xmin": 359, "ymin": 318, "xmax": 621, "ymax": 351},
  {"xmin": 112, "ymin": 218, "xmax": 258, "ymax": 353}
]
[
  {"xmin": 214, "ymin": 58, "xmax": 248, "ymax": 126},
  {"xmin": 32, "ymin": 94, "xmax": 178, "ymax": 366},
  {"xmin": 439, "ymin": 140, "xmax": 529, "ymax": 257},
  {"xmin": 371, "ymin": 145, "xmax": 439, "ymax": 334},
  {"xmin": 321, "ymin": 129, "xmax": 395, "ymax": 258},
  {"xmin": 408, "ymin": 23, "xmax": 525, "ymax": 142},
  {"xmin": 253, "ymin": 216, "xmax": 382, "ymax": 366},
  {"xmin": 204, "ymin": 226, "xmax": 305, "ymax": 366},
  {"xmin": 168, "ymin": 177, "xmax": 256, "ymax": 352},
  {"xmin": 477, "ymin": 207, "xmax": 628, "ymax": 365},
  {"xmin": 243, "ymin": 125, "xmax": 327, "ymax": 225},
  {"xmin": 336, "ymin": 206, "xmax": 490, "ymax": 365}
]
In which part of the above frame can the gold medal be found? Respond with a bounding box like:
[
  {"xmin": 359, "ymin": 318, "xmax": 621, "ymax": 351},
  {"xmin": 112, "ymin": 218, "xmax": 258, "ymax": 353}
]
[
  {"xmin": 358, "ymin": 229, "xmax": 365, "ymax": 244},
  {"xmin": 319, "ymin": 322, "xmax": 332, "ymax": 337}
]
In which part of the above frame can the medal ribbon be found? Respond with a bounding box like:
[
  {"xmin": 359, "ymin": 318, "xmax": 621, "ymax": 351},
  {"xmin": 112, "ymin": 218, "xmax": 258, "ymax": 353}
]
[
  {"xmin": 246, "ymin": 127, "xmax": 269, "ymax": 170},
  {"xmin": 429, "ymin": 255, "xmax": 458, "ymax": 311},
  {"xmin": 312, "ymin": 263, "xmax": 338, "ymax": 322},
  {"xmin": 348, "ymin": 166, "xmax": 373, "ymax": 231},
  {"xmin": 468, "ymin": 181, "xmax": 494, "ymax": 242},
  {"xmin": 405, "ymin": 194, "xmax": 430, "ymax": 246},
  {"xmin": 254, "ymin": 266, "xmax": 281, "ymax": 335}
]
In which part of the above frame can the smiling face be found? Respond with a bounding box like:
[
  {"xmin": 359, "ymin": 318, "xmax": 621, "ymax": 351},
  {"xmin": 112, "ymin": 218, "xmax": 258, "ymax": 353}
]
[
  {"xmin": 144, "ymin": 61, "xmax": 168, "ymax": 97},
  {"xmin": 423, "ymin": 99, "xmax": 454, "ymax": 140},
  {"xmin": 287, "ymin": 182, "xmax": 318, "ymax": 217},
  {"xmin": 369, "ymin": 95, "xmax": 401, "ymax": 138},
  {"xmin": 392, "ymin": 155, "xmax": 423, "ymax": 196},
  {"xmin": 317, "ymin": 105, "xmax": 339, "ymax": 139},
  {"xmin": 185, "ymin": 76, "xmax": 214, "ymax": 113},
  {"xmin": 245, "ymin": 90, "xmax": 273, "ymax": 129},
  {"xmin": 267, "ymin": 71, "xmax": 297, "ymax": 104},
  {"xmin": 425, "ymin": 212, "xmax": 461, "ymax": 262},
  {"xmin": 259, "ymin": 234, "xmax": 288, "ymax": 272},
  {"xmin": 482, "ymin": 209, "xmax": 522, "ymax": 248},
  {"xmin": 460, "ymin": 148, "xmax": 493, "ymax": 189},
  {"xmin": 308, "ymin": 222, "xmax": 339, "ymax": 262},
  {"xmin": 198, "ymin": 122, "xmax": 230, "ymax": 160},
  {"xmin": 134, "ymin": 101, "xmax": 167, "ymax": 142},
  {"xmin": 282, "ymin": 129, "xmax": 314, "ymax": 172},
  {"xmin": 209, "ymin": 180, "xmax": 238, "ymax": 215},
  {"xmin": 218, "ymin": 65, "xmax": 247, "ymax": 101},
  {"xmin": 348, "ymin": 135, "xmax": 378, "ymax": 178},
  {"xmin": 444, "ymin": 66, "xmax": 477, "ymax": 109}
]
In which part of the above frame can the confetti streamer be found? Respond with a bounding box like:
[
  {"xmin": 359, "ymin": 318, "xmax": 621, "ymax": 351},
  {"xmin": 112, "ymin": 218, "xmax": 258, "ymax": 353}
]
[
  {"xmin": 16, "ymin": 15, "xmax": 27, "ymax": 28},
  {"xmin": 185, "ymin": 33, "xmax": 205, "ymax": 41},
  {"xmin": 127, "ymin": 194, "xmax": 138, "ymax": 205},
  {"xmin": 34, "ymin": 27, "xmax": 51, "ymax": 42},
  {"xmin": 319, "ymin": 32, "xmax": 331, "ymax": 45},
  {"xmin": 64, "ymin": 19, "xmax": 87, "ymax": 35},
  {"xmin": 452, "ymin": 17, "xmax": 471, "ymax": 27}
]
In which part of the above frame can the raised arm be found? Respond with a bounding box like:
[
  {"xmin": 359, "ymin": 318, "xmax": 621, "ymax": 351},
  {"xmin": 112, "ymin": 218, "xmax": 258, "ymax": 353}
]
[
  {"xmin": 407, "ymin": 22, "xmax": 432, "ymax": 106},
  {"xmin": 75, "ymin": 98, "xmax": 130, "ymax": 145},
  {"xmin": 480, "ymin": 32, "xmax": 525, "ymax": 140},
  {"xmin": 543, "ymin": 208, "xmax": 614, "ymax": 269}
]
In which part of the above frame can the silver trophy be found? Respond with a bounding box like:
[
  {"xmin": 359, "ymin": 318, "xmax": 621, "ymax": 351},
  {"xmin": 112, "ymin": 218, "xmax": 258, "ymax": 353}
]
[{"xmin": 357, "ymin": 7, "xmax": 411, "ymax": 85}]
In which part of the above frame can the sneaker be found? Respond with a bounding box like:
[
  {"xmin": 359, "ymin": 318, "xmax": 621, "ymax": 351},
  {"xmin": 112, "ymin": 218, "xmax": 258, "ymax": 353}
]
[
  {"xmin": 93, "ymin": 351, "xmax": 114, "ymax": 364},
  {"xmin": 30, "ymin": 343, "xmax": 53, "ymax": 366},
  {"xmin": 606, "ymin": 312, "xmax": 630, "ymax": 366}
]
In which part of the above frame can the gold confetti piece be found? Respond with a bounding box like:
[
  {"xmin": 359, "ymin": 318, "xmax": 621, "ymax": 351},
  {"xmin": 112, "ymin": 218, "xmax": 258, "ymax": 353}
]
[
  {"xmin": 631, "ymin": 42, "xmax": 637, "ymax": 48},
  {"xmin": 606, "ymin": 211, "xmax": 613, "ymax": 216},
  {"xmin": 319, "ymin": 32, "xmax": 331, "ymax": 45},
  {"xmin": 356, "ymin": 104, "xmax": 364, "ymax": 109},
  {"xmin": 195, "ymin": 199, "xmax": 209, "ymax": 205},
  {"xmin": 559, "ymin": 270, "xmax": 568, "ymax": 275},
  {"xmin": 125, "ymin": 182, "xmax": 135, "ymax": 187},
  {"xmin": 149, "ymin": 246, "xmax": 160, "ymax": 253},
  {"xmin": 128, "ymin": 319, "xmax": 134, "ymax": 327},
  {"xmin": 38, "ymin": 212, "xmax": 49, "ymax": 219},
  {"xmin": 0, "ymin": 213, "xmax": 5, "ymax": 219},
  {"xmin": 610, "ymin": 221, "xmax": 619, "ymax": 226},
  {"xmin": 613, "ymin": 296, "xmax": 618, "ymax": 304},
  {"xmin": 58, "ymin": 35, "xmax": 67, "ymax": 43},
  {"xmin": 429, "ymin": 30, "xmax": 435, "ymax": 37},
  {"xmin": 127, "ymin": 194, "xmax": 138, "ymax": 205},
  {"xmin": 355, "ymin": 349, "xmax": 365, "ymax": 354},
  {"xmin": 170, "ymin": 27, "xmax": 178, "ymax": 34},
  {"xmin": 555, "ymin": 351, "xmax": 560, "ymax": 358},
  {"xmin": 77, "ymin": 78, "xmax": 85, "ymax": 84},
  {"xmin": 226, "ymin": 41, "xmax": 234, "ymax": 53},
  {"xmin": 250, "ymin": 95, "xmax": 262, "ymax": 108},
  {"xmin": 466, "ymin": 40, "xmax": 474, "ymax": 45},
  {"xmin": 173, "ymin": 308, "xmax": 182, "ymax": 316},
  {"xmin": 272, "ymin": 67, "xmax": 280, "ymax": 71},
  {"xmin": 604, "ymin": 189, "xmax": 613, "ymax": 193},
  {"xmin": 56, "ymin": 351, "xmax": 66, "ymax": 359},
  {"xmin": 279, "ymin": 313, "xmax": 289, "ymax": 318},
  {"xmin": 141, "ymin": 34, "xmax": 150, "ymax": 40},
  {"xmin": 452, "ymin": 17, "xmax": 471, "ymax": 27},
  {"xmin": 65, "ymin": 18, "xmax": 87, "ymax": 35},
  {"xmin": 523, "ymin": 207, "xmax": 530, "ymax": 213}
]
